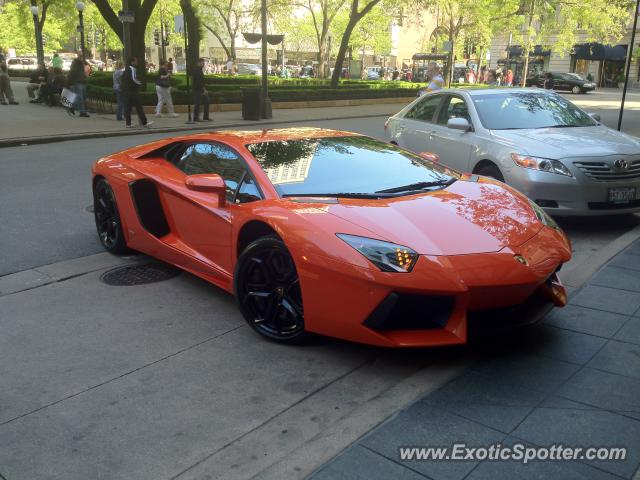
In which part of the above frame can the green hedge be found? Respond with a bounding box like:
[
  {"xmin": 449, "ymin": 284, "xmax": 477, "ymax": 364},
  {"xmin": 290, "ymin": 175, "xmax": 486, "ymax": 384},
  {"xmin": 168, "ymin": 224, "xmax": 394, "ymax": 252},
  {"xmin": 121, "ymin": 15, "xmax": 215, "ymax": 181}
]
[{"xmin": 87, "ymin": 83, "xmax": 421, "ymax": 106}]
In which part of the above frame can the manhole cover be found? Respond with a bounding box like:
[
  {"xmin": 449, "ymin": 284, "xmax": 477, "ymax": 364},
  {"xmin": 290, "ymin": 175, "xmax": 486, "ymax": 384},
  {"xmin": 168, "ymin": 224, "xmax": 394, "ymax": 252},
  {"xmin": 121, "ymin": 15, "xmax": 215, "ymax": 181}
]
[{"xmin": 100, "ymin": 262, "xmax": 181, "ymax": 286}]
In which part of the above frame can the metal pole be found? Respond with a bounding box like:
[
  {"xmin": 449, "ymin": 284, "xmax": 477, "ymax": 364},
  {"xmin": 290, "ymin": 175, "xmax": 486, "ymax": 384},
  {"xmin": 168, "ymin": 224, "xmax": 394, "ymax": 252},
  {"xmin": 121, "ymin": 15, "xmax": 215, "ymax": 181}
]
[
  {"xmin": 184, "ymin": 18, "xmax": 194, "ymax": 124},
  {"xmin": 79, "ymin": 11, "xmax": 86, "ymax": 59},
  {"xmin": 618, "ymin": 0, "xmax": 640, "ymax": 131},
  {"xmin": 30, "ymin": 2, "xmax": 44, "ymax": 66},
  {"xmin": 159, "ymin": 5, "xmax": 166, "ymax": 62},
  {"xmin": 260, "ymin": 0, "xmax": 271, "ymax": 118}
]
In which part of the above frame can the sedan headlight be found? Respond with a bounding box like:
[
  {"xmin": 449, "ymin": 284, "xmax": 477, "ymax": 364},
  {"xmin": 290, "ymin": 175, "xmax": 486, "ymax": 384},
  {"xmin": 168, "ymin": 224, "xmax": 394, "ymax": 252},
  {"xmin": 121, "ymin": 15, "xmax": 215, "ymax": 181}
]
[
  {"xmin": 511, "ymin": 153, "xmax": 573, "ymax": 177},
  {"xmin": 336, "ymin": 234, "xmax": 418, "ymax": 272},
  {"xmin": 528, "ymin": 198, "xmax": 560, "ymax": 230}
]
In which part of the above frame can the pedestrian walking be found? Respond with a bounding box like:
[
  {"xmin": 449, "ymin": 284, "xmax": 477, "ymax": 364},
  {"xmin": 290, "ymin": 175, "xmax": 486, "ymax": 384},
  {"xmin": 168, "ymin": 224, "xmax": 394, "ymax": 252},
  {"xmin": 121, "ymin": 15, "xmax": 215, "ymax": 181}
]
[
  {"xmin": 0, "ymin": 63, "xmax": 18, "ymax": 105},
  {"xmin": 112, "ymin": 61, "xmax": 125, "ymax": 121},
  {"xmin": 155, "ymin": 61, "xmax": 178, "ymax": 117},
  {"xmin": 543, "ymin": 72, "xmax": 554, "ymax": 90},
  {"xmin": 67, "ymin": 57, "xmax": 89, "ymax": 117},
  {"xmin": 122, "ymin": 57, "xmax": 152, "ymax": 128},
  {"xmin": 192, "ymin": 58, "xmax": 211, "ymax": 122},
  {"xmin": 167, "ymin": 57, "xmax": 174, "ymax": 75}
]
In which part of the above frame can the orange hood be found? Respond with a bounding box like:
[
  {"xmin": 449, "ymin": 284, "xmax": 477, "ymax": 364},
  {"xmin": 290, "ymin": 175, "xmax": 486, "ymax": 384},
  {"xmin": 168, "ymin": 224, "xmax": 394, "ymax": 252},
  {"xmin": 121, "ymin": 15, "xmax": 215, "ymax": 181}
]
[{"xmin": 325, "ymin": 181, "xmax": 543, "ymax": 256}]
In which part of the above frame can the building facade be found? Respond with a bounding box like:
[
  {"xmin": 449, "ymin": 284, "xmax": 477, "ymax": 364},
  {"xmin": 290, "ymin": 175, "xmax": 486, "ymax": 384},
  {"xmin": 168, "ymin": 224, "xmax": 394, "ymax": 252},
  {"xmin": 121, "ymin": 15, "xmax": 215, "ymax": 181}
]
[{"xmin": 487, "ymin": 25, "xmax": 638, "ymax": 86}]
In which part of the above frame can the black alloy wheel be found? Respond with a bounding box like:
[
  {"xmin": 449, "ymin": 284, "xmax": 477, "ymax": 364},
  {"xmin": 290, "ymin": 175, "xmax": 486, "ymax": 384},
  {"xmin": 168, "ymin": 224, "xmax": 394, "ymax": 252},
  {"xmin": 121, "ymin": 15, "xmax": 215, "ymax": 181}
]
[
  {"xmin": 235, "ymin": 236, "xmax": 311, "ymax": 344},
  {"xmin": 94, "ymin": 178, "xmax": 128, "ymax": 253}
]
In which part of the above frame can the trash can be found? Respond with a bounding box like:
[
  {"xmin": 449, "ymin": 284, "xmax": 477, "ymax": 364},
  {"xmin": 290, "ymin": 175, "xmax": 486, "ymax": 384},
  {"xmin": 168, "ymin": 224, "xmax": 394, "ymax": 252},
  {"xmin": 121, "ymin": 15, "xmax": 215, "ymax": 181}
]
[{"xmin": 241, "ymin": 88, "xmax": 263, "ymax": 120}]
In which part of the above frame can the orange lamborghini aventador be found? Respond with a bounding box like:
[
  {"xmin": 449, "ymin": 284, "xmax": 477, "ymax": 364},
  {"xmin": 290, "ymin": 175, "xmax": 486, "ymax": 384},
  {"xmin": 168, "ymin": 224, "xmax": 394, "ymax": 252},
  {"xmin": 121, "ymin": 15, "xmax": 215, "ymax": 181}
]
[{"xmin": 92, "ymin": 128, "xmax": 571, "ymax": 347}]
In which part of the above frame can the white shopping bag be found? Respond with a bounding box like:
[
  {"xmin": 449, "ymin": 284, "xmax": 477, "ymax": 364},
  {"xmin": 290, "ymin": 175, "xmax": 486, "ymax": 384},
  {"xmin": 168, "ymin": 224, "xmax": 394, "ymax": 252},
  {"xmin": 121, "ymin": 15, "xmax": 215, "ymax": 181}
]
[{"xmin": 60, "ymin": 88, "xmax": 77, "ymax": 108}]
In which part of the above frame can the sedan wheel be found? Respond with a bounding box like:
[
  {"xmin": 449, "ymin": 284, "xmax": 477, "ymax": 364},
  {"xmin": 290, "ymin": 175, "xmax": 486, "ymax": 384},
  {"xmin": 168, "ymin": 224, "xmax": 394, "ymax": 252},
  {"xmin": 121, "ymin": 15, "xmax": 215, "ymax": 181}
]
[
  {"xmin": 93, "ymin": 178, "xmax": 128, "ymax": 253},
  {"xmin": 235, "ymin": 236, "xmax": 312, "ymax": 344},
  {"xmin": 476, "ymin": 164, "xmax": 505, "ymax": 182},
  {"xmin": 572, "ymin": 85, "xmax": 582, "ymax": 94}
]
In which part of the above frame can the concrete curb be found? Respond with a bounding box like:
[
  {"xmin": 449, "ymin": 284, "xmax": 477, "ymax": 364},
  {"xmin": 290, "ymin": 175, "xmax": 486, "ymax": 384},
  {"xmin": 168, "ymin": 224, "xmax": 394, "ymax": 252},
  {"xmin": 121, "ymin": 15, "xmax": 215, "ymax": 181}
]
[
  {"xmin": 562, "ymin": 223, "xmax": 640, "ymax": 289},
  {"xmin": 0, "ymin": 113, "xmax": 391, "ymax": 149}
]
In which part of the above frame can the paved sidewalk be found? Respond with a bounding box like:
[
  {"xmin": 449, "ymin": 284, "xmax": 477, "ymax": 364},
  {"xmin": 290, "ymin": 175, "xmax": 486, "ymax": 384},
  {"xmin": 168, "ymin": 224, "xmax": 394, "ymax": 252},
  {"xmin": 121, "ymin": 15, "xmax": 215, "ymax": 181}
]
[
  {"xmin": 0, "ymin": 81, "xmax": 405, "ymax": 147},
  {"xmin": 309, "ymin": 240, "xmax": 640, "ymax": 480},
  {"xmin": 2, "ymin": 83, "xmax": 640, "ymax": 147}
]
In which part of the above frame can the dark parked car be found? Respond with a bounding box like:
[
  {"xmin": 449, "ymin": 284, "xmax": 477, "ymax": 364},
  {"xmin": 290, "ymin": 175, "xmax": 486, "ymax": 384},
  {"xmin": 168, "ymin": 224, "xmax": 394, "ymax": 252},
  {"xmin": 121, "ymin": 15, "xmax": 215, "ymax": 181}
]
[{"xmin": 526, "ymin": 72, "xmax": 596, "ymax": 94}]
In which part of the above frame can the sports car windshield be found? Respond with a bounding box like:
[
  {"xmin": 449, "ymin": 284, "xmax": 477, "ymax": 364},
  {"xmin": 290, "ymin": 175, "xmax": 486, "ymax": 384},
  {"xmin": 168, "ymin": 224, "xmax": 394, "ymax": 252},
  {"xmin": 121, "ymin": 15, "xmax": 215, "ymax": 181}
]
[
  {"xmin": 472, "ymin": 92, "xmax": 596, "ymax": 130},
  {"xmin": 246, "ymin": 136, "xmax": 457, "ymax": 197}
]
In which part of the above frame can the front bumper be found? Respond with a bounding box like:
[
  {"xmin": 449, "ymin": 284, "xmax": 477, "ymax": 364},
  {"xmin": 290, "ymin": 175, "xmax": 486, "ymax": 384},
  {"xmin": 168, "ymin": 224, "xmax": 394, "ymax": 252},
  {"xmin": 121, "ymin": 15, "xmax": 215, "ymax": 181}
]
[
  {"xmin": 299, "ymin": 226, "xmax": 570, "ymax": 347},
  {"xmin": 505, "ymin": 165, "xmax": 640, "ymax": 216}
]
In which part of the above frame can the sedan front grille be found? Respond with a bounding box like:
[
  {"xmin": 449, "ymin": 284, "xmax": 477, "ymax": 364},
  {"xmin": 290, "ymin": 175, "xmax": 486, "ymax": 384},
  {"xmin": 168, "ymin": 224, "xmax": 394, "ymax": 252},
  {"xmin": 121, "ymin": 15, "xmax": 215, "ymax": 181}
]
[{"xmin": 573, "ymin": 160, "xmax": 640, "ymax": 181}]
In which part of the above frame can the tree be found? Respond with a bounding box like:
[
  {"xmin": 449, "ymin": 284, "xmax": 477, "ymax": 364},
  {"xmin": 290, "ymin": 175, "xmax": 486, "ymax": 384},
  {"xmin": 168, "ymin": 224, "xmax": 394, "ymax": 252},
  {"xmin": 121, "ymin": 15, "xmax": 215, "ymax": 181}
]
[
  {"xmin": 329, "ymin": 0, "xmax": 384, "ymax": 86},
  {"xmin": 515, "ymin": 0, "xmax": 634, "ymax": 86},
  {"xmin": 199, "ymin": 0, "xmax": 255, "ymax": 62},
  {"xmin": 0, "ymin": 0, "xmax": 76, "ymax": 57},
  {"xmin": 92, "ymin": 0, "xmax": 158, "ymax": 66},
  {"xmin": 300, "ymin": 0, "xmax": 348, "ymax": 77},
  {"xmin": 180, "ymin": 0, "xmax": 201, "ymax": 71}
]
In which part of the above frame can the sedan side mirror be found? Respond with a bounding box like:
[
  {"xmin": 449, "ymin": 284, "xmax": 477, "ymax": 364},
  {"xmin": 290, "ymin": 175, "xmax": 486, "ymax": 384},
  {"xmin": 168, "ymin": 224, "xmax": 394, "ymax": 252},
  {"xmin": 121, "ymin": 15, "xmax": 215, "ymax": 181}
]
[
  {"xmin": 185, "ymin": 174, "xmax": 226, "ymax": 206},
  {"xmin": 588, "ymin": 112, "xmax": 601, "ymax": 122},
  {"xmin": 447, "ymin": 117, "xmax": 471, "ymax": 131}
]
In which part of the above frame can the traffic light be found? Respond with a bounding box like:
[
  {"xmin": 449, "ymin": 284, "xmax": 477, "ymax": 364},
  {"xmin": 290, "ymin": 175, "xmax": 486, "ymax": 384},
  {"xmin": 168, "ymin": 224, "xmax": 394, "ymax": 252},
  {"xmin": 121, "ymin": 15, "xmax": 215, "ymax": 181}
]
[
  {"xmin": 153, "ymin": 29, "xmax": 160, "ymax": 46},
  {"xmin": 41, "ymin": 33, "xmax": 47, "ymax": 46}
]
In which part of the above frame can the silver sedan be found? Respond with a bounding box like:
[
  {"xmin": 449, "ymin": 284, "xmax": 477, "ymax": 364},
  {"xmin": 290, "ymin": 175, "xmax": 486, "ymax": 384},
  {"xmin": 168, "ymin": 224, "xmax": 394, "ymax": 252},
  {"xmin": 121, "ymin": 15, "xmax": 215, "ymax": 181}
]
[{"xmin": 385, "ymin": 88, "xmax": 640, "ymax": 215}]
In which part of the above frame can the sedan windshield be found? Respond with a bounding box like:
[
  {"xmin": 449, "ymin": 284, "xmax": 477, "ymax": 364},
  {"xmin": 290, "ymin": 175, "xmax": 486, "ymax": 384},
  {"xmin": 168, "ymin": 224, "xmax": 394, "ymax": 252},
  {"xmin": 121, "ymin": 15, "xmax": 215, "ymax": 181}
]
[
  {"xmin": 246, "ymin": 136, "xmax": 457, "ymax": 197},
  {"xmin": 472, "ymin": 92, "xmax": 596, "ymax": 130}
]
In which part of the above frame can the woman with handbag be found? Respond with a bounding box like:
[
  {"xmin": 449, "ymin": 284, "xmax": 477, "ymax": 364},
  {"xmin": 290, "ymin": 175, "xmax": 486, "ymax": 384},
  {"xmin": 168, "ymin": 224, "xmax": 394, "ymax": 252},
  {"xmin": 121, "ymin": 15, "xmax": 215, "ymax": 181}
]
[{"xmin": 155, "ymin": 61, "xmax": 178, "ymax": 118}]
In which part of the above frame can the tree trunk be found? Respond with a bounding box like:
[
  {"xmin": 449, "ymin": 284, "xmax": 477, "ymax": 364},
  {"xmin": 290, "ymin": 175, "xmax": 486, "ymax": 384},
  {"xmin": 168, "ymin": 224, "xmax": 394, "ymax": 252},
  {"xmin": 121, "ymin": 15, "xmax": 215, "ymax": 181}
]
[
  {"xmin": 329, "ymin": 0, "xmax": 381, "ymax": 87},
  {"xmin": 181, "ymin": 0, "xmax": 201, "ymax": 71},
  {"xmin": 204, "ymin": 24, "xmax": 231, "ymax": 60},
  {"xmin": 330, "ymin": 19, "xmax": 357, "ymax": 87}
]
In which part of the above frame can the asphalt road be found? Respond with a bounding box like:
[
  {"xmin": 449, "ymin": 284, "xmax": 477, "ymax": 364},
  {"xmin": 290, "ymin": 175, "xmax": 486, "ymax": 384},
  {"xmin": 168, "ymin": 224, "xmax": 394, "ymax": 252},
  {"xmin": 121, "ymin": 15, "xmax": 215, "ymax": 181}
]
[{"xmin": 1, "ymin": 114, "xmax": 639, "ymax": 278}]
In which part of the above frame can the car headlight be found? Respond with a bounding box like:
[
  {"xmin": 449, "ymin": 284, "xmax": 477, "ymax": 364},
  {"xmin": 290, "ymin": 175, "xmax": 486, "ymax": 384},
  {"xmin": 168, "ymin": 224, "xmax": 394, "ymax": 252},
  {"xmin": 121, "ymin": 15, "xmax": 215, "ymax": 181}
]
[
  {"xmin": 336, "ymin": 234, "xmax": 418, "ymax": 272},
  {"xmin": 511, "ymin": 153, "xmax": 572, "ymax": 177},
  {"xmin": 528, "ymin": 198, "xmax": 560, "ymax": 230}
]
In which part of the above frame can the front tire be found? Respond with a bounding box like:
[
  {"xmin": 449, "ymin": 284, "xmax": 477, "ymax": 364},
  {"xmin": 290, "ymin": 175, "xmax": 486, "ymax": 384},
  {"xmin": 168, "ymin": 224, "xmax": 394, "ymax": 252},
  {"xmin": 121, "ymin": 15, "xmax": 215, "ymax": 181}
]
[
  {"xmin": 93, "ymin": 178, "xmax": 128, "ymax": 254},
  {"xmin": 572, "ymin": 85, "xmax": 582, "ymax": 94},
  {"xmin": 476, "ymin": 163, "xmax": 505, "ymax": 182},
  {"xmin": 234, "ymin": 236, "xmax": 312, "ymax": 344}
]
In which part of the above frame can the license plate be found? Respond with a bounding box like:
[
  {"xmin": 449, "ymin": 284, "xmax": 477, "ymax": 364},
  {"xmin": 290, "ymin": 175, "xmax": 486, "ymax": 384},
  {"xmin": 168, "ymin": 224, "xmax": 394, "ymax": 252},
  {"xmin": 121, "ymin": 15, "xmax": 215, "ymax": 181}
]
[{"xmin": 608, "ymin": 187, "xmax": 636, "ymax": 204}]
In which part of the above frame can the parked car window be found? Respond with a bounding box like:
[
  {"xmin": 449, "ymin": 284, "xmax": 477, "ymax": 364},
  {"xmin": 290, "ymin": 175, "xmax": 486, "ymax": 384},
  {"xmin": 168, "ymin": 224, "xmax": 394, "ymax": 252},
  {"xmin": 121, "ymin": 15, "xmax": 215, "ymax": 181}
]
[
  {"xmin": 236, "ymin": 175, "xmax": 262, "ymax": 204},
  {"xmin": 472, "ymin": 92, "xmax": 596, "ymax": 130},
  {"xmin": 175, "ymin": 143, "xmax": 246, "ymax": 198},
  {"xmin": 438, "ymin": 96, "xmax": 471, "ymax": 125},
  {"xmin": 404, "ymin": 95, "xmax": 443, "ymax": 123}
]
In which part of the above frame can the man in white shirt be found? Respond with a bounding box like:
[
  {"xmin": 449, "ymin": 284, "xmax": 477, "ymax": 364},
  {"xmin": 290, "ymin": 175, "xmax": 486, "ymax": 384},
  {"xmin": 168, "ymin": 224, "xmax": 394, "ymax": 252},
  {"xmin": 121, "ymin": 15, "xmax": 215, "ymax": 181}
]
[{"xmin": 226, "ymin": 58, "xmax": 234, "ymax": 75}]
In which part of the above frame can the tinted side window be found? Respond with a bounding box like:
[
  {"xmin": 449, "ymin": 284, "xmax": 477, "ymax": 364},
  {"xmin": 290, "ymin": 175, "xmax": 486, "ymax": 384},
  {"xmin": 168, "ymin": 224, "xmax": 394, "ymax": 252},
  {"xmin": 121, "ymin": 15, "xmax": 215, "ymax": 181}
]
[
  {"xmin": 175, "ymin": 143, "xmax": 246, "ymax": 198},
  {"xmin": 236, "ymin": 176, "xmax": 261, "ymax": 204},
  {"xmin": 439, "ymin": 96, "xmax": 471, "ymax": 125},
  {"xmin": 405, "ymin": 95, "xmax": 443, "ymax": 122}
]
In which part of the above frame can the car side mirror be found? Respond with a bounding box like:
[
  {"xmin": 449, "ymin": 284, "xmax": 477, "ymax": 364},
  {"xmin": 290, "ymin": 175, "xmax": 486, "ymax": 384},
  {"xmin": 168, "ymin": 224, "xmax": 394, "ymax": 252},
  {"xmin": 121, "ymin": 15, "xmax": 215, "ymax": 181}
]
[
  {"xmin": 185, "ymin": 174, "xmax": 226, "ymax": 206},
  {"xmin": 447, "ymin": 117, "xmax": 471, "ymax": 131},
  {"xmin": 588, "ymin": 112, "xmax": 601, "ymax": 122}
]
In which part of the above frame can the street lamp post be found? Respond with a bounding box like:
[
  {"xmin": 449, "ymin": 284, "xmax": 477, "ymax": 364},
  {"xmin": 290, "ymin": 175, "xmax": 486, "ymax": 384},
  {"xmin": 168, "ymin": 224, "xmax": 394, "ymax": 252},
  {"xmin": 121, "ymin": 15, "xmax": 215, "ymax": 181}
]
[
  {"xmin": 76, "ymin": 1, "xmax": 86, "ymax": 60},
  {"xmin": 260, "ymin": 0, "xmax": 272, "ymax": 118},
  {"xmin": 29, "ymin": 4, "xmax": 44, "ymax": 66}
]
